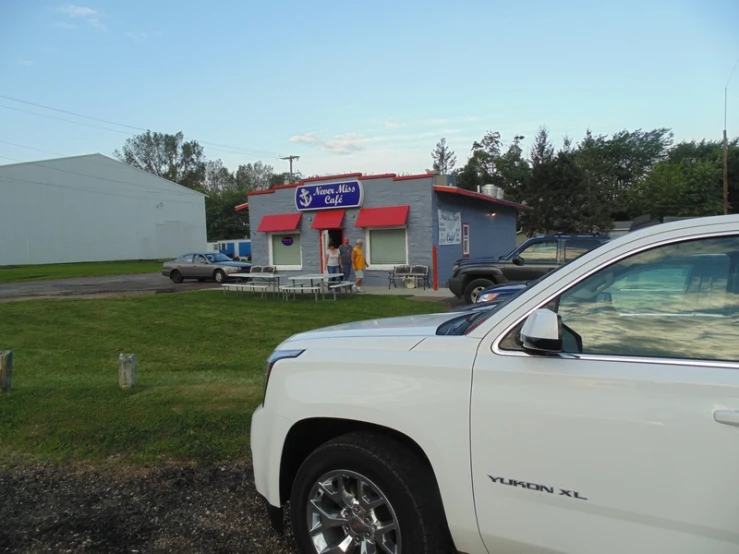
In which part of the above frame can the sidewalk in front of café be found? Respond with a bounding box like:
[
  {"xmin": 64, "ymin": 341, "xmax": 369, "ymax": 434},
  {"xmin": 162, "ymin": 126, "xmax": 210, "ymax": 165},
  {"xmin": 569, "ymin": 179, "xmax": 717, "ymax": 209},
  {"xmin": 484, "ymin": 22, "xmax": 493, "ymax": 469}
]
[{"xmin": 360, "ymin": 284, "xmax": 462, "ymax": 309}]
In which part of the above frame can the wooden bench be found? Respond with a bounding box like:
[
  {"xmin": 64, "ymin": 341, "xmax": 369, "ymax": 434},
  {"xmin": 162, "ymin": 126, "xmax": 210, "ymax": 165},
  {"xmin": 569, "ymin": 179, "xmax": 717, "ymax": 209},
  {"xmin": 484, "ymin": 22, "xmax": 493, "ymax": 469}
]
[
  {"xmin": 280, "ymin": 285, "xmax": 323, "ymax": 302},
  {"xmin": 328, "ymin": 281, "xmax": 355, "ymax": 300}
]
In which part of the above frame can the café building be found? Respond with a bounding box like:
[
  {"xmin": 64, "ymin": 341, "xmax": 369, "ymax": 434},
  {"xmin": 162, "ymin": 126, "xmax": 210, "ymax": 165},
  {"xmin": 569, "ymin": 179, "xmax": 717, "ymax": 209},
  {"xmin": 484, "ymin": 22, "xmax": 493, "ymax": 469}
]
[{"xmin": 235, "ymin": 172, "xmax": 530, "ymax": 288}]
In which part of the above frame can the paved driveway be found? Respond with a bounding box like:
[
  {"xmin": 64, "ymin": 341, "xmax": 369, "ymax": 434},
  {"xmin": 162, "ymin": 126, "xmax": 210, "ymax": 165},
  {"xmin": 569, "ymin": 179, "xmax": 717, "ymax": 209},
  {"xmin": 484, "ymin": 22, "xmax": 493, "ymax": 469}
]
[{"xmin": 0, "ymin": 273, "xmax": 219, "ymax": 302}]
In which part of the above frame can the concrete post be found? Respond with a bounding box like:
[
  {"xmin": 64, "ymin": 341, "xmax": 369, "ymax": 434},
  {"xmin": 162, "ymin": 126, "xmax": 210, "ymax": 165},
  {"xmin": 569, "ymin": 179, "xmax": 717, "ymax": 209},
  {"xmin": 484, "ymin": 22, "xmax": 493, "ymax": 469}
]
[
  {"xmin": 118, "ymin": 353, "xmax": 137, "ymax": 389},
  {"xmin": 0, "ymin": 351, "xmax": 12, "ymax": 392}
]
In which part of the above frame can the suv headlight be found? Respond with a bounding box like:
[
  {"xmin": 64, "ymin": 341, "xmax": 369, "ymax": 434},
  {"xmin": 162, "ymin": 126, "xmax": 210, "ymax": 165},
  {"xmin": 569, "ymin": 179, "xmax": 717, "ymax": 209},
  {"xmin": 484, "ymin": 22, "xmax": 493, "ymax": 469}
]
[
  {"xmin": 477, "ymin": 292, "xmax": 499, "ymax": 304},
  {"xmin": 263, "ymin": 349, "xmax": 305, "ymax": 405}
]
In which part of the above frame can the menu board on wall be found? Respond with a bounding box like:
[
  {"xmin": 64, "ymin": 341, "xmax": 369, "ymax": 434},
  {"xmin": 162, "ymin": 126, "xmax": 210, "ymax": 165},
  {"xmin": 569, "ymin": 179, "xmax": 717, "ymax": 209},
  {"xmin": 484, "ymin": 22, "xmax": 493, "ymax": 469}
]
[{"xmin": 438, "ymin": 209, "xmax": 461, "ymax": 245}]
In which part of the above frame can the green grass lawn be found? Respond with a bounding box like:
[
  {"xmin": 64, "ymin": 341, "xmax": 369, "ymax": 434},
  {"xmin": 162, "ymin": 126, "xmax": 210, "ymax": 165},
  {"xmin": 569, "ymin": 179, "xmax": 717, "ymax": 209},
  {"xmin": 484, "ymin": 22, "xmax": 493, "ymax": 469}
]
[
  {"xmin": 0, "ymin": 292, "xmax": 444, "ymax": 467},
  {"xmin": 0, "ymin": 260, "xmax": 164, "ymax": 283}
]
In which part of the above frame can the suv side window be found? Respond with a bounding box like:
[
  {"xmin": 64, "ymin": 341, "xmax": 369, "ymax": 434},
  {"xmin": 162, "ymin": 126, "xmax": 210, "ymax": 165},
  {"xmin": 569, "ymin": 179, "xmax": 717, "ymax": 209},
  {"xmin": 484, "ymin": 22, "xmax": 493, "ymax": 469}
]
[
  {"xmin": 501, "ymin": 235, "xmax": 739, "ymax": 362},
  {"xmin": 519, "ymin": 241, "xmax": 557, "ymax": 264},
  {"xmin": 563, "ymin": 239, "xmax": 602, "ymax": 262}
]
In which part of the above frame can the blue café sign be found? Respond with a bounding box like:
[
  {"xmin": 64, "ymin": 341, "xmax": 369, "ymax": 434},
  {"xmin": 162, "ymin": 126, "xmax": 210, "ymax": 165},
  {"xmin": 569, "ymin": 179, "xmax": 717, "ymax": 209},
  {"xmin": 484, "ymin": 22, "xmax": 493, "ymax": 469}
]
[{"xmin": 294, "ymin": 180, "xmax": 363, "ymax": 211}]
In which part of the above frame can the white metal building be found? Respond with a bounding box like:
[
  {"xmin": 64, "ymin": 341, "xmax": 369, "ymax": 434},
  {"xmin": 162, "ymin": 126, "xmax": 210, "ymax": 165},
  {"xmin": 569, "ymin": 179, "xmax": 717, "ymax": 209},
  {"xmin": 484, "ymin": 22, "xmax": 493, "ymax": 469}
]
[{"xmin": 0, "ymin": 154, "xmax": 207, "ymax": 266}]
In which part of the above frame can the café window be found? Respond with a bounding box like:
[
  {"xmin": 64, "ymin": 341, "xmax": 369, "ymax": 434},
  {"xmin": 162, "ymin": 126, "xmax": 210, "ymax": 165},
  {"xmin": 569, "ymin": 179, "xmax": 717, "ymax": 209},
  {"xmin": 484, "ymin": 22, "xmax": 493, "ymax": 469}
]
[
  {"xmin": 366, "ymin": 228, "xmax": 408, "ymax": 267},
  {"xmin": 462, "ymin": 223, "xmax": 470, "ymax": 256},
  {"xmin": 269, "ymin": 233, "xmax": 302, "ymax": 269}
]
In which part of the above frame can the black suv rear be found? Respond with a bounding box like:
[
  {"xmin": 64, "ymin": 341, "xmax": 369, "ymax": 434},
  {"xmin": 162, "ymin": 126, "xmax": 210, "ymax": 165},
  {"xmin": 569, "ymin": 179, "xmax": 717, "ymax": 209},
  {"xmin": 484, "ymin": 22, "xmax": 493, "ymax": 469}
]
[{"xmin": 448, "ymin": 234, "xmax": 611, "ymax": 303}]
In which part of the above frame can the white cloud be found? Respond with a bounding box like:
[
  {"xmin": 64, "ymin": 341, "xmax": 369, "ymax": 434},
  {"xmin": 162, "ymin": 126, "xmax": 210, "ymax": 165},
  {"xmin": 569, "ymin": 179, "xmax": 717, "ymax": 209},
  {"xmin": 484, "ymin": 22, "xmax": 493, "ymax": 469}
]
[
  {"xmin": 125, "ymin": 31, "xmax": 148, "ymax": 42},
  {"xmin": 17, "ymin": 60, "xmax": 35, "ymax": 67},
  {"xmin": 57, "ymin": 4, "xmax": 98, "ymax": 17},
  {"xmin": 87, "ymin": 18, "xmax": 107, "ymax": 31},
  {"xmin": 52, "ymin": 21, "xmax": 76, "ymax": 29},
  {"xmin": 289, "ymin": 132, "xmax": 365, "ymax": 154},
  {"xmin": 56, "ymin": 5, "xmax": 107, "ymax": 31},
  {"xmin": 382, "ymin": 119, "xmax": 406, "ymax": 130}
]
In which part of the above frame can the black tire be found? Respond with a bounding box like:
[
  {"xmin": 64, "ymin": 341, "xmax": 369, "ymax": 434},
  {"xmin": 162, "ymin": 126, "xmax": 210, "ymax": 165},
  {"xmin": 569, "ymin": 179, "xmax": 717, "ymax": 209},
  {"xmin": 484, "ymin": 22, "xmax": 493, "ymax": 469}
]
[
  {"xmin": 214, "ymin": 269, "xmax": 226, "ymax": 283},
  {"xmin": 170, "ymin": 270, "xmax": 184, "ymax": 284},
  {"xmin": 290, "ymin": 432, "xmax": 454, "ymax": 554},
  {"xmin": 463, "ymin": 278, "xmax": 494, "ymax": 304}
]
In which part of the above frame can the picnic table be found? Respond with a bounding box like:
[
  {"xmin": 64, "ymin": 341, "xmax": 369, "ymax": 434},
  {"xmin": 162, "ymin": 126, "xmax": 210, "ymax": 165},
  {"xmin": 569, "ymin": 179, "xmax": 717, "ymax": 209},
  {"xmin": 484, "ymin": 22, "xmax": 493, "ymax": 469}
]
[
  {"xmin": 281, "ymin": 274, "xmax": 352, "ymax": 301},
  {"xmin": 226, "ymin": 273, "xmax": 281, "ymax": 298}
]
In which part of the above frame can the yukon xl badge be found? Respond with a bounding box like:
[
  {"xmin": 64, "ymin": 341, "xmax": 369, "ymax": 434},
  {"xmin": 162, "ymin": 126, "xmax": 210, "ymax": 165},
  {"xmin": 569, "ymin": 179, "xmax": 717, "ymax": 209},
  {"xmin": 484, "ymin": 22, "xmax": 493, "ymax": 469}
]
[{"xmin": 488, "ymin": 475, "xmax": 588, "ymax": 501}]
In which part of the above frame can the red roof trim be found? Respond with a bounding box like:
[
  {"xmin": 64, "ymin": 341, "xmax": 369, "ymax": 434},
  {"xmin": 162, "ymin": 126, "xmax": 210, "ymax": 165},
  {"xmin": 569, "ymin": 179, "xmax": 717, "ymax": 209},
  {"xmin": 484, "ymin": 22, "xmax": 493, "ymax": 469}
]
[
  {"xmin": 301, "ymin": 172, "xmax": 363, "ymax": 184},
  {"xmin": 355, "ymin": 205, "xmax": 410, "ymax": 228},
  {"xmin": 273, "ymin": 182, "xmax": 301, "ymax": 190},
  {"xmin": 393, "ymin": 173, "xmax": 434, "ymax": 182},
  {"xmin": 311, "ymin": 209, "xmax": 346, "ymax": 230},
  {"xmin": 234, "ymin": 202, "xmax": 249, "ymax": 212},
  {"xmin": 256, "ymin": 213, "xmax": 302, "ymax": 233},
  {"xmin": 433, "ymin": 186, "xmax": 532, "ymax": 212},
  {"xmin": 359, "ymin": 173, "xmax": 397, "ymax": 181},
  {"xmin": 247, "ymin": 189, "xmax": 275, "ymax": 196}
]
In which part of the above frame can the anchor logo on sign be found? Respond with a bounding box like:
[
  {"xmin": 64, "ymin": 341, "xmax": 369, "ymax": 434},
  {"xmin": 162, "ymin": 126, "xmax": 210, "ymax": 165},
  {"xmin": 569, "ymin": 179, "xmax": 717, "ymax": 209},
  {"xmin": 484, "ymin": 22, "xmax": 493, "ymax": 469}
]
[{"xmin": 298, "ymin": 188, "xmax": 312, "ymax": 208}]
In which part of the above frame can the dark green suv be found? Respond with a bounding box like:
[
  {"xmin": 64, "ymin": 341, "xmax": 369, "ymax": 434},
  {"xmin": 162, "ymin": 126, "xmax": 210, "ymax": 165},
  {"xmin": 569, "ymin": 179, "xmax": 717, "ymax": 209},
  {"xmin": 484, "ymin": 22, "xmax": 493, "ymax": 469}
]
[{"xmin": 448, "ymin": 234, "xmax": 611, "ymax": 303}]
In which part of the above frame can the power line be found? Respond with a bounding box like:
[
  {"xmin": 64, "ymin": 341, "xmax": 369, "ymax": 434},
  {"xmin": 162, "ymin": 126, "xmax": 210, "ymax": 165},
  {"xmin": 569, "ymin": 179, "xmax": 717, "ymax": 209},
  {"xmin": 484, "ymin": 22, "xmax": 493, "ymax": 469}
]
[
  {"xmin": 1, "ymin": 104, "xmax": 133, "ymax": 135},
  {"xmin": 0, "ymin": 140, "xmax": 67, "ymax": 157},
  {"xmin": 0, "ymin": 95, "xmax": 284, "ymax": 159},
  {"xmin": 0, "ymin": 153, "xmax": 200, "ymax": 197}
]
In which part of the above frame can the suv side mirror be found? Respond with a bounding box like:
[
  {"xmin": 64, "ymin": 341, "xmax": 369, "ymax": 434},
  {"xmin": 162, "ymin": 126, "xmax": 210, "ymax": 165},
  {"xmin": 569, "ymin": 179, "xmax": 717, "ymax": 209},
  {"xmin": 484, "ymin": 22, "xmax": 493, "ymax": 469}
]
[
  {"xmin": 512, "ymin": 255, "xmax": 525, "ymax": 266},
  {"xmin": 520, "ymin": 309, "xmax": 562, "ymax": 353}
]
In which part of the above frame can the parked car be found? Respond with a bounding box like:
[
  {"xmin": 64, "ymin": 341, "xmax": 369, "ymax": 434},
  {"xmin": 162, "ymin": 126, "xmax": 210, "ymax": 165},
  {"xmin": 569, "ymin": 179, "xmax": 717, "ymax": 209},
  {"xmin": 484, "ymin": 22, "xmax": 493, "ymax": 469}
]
[
  {"xmin": 161, "ymin": 252, "xmax": 251, "ymax": 283},
  {"xmin": 452, "ymin": 281, "xmax": 528, "ymax": 313},
  {"xmin": 448, "ymin": 233, "xmax": 611, "ymax": 303},
  {"xmin": 251, "ymin": 214, "xmax": 739, "ymax": 554}
]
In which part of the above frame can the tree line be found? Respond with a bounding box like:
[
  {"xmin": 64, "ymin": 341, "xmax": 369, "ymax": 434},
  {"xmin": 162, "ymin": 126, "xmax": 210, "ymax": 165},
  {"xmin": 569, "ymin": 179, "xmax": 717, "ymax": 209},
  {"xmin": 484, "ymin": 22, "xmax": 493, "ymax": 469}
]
[
  {"xmin": 114, "ymin": 127, "xmax": 739, "ymax": 242},
  {"xmin": 114, "ymin": 131, "xmax": 300, "ymax": 241},
  {"xmin": 431, "ymin": 128, "xmax": 739, "ymax": 234}
]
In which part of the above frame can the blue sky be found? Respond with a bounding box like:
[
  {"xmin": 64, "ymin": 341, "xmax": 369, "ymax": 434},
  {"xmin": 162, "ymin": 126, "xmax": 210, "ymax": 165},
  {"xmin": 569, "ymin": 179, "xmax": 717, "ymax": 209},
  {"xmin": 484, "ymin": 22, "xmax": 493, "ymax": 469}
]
[{"xmin": 1, "ymin": 0, "xmax": 738, "ymax": 176}]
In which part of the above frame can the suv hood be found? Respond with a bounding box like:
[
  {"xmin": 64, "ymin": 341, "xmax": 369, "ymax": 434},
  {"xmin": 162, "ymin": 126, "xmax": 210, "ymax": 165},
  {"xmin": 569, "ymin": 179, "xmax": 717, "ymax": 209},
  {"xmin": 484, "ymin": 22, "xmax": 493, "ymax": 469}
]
[{"xmin": 279, "ymin": 312, "xmax": 462, "ymax": 344}]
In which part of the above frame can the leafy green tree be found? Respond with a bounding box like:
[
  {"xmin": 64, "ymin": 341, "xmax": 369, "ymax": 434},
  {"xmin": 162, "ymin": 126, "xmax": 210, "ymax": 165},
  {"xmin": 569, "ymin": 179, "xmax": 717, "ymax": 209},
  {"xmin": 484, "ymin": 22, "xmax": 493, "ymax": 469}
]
[
  {"xmin": 626, "ymin": 138, "xmax": 739, "ymax": 219},
  {"xmin": 204, "ymin": 159, "xmax": 234, "ymax": 192},
  {"xmin": 205, "ymin": 188, "xmax": 251, "ymax": 241},
  {"xmin": 113, "ymin": 130, "xmax": 206, "ymax": 189},
  {"xmin": 431, "ymin": 138, "xmax": 457, "ymax": 174}
]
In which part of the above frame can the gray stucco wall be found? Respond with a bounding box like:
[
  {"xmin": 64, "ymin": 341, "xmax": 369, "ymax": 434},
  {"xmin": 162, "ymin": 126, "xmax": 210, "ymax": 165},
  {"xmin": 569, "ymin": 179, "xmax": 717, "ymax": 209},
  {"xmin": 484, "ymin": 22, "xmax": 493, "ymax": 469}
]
[
  {"xmin": 433, "ymin": 192, "xmax": 518, "ymax": 286},
  {"xmin": 247, "ymin": 175, "xmax": 434, "ymax": 286}
]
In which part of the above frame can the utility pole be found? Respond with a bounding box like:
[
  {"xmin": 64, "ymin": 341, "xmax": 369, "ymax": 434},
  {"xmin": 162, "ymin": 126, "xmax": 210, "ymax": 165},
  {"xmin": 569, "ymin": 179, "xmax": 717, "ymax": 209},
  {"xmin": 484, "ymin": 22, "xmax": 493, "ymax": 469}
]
[
  {"xmin": 281, "ymin": 155, "xmax": 300, "ymax": 182},
  {"xmin": 725, "ymin": 86, "xmax": 730, "ymax": 215},
  {"xmin": 724, "ymin": 57, "xmax": 739, "ymax": 215}
]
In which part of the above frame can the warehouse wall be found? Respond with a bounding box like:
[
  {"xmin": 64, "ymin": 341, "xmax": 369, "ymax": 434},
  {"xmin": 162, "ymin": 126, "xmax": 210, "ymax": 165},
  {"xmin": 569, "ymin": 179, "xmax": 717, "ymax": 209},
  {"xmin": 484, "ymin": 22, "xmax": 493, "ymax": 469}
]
[{"xmin": 0, "ymin": 154, "xmax": 206, "ymax": 265}]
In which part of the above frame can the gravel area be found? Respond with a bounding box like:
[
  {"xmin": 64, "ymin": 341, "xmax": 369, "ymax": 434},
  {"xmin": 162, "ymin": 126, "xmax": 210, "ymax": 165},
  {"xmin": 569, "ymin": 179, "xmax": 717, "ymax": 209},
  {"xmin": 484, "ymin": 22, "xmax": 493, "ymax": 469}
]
[{"xmin": 0, "ymin": 461, "xmax": 295, "ymax": 554}]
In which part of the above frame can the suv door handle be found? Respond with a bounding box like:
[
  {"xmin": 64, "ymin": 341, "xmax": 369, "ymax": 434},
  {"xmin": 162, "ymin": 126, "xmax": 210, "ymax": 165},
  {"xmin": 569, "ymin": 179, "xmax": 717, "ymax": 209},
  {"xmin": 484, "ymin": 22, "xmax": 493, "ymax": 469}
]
[{"xmin": 714, "ymin": 410, "xmax": 739, "ymax": 427}]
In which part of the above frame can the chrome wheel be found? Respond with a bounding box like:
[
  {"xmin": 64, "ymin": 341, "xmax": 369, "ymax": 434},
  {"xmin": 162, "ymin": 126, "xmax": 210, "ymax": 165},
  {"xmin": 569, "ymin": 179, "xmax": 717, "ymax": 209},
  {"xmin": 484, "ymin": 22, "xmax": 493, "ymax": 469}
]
[{"xmin": 306, "ymin": 469, "xmax": 401, "ymax": 554}]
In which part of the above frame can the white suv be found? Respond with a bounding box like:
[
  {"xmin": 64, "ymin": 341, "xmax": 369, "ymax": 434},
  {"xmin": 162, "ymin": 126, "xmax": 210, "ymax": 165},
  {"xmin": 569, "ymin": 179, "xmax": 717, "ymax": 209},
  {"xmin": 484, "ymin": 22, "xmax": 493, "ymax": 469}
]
[{"xmin": 251, "ymin": 214, "xmax": 739, "ymax": 554}]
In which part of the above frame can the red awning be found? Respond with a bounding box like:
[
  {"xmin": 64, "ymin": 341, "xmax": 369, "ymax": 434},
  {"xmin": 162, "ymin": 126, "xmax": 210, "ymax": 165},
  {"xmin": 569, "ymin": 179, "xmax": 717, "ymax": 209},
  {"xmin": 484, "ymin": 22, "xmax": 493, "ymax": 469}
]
[
  {"xmin": 256, "ymin": 213, "xmax": 302, "ymax": 233},
  {"xmin": 355, "ymin": 205, "xmax": 409, "ymax": 228},
  {"xmin": 311, "ymin": 209, "xmax": 345, "ymax": 229}
]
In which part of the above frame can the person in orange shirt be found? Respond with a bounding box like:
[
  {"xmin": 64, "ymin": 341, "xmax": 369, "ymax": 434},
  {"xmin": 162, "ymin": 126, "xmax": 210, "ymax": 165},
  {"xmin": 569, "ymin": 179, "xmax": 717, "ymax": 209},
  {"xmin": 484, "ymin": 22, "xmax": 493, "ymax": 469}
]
[{"xmin": 351, "ymin": 239, "xmax": 368, "ymax": 293}]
